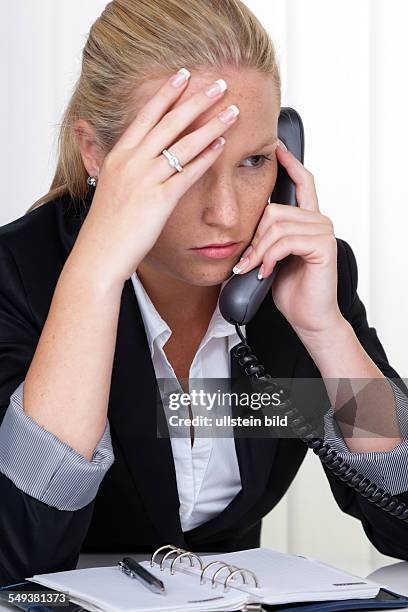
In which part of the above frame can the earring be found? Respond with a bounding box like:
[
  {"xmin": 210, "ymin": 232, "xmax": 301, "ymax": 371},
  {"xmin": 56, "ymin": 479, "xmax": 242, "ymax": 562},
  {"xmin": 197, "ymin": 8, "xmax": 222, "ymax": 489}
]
[{"xmin": 87, "ymin": 176, "xmax": 97, "ymax": 187}]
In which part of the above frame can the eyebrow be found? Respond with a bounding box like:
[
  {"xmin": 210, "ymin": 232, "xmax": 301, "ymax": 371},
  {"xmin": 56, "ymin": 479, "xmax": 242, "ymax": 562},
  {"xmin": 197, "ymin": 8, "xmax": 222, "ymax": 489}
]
[{"xmin": 241, "ymin": 136, "xmax": 278, "ymax": 156}]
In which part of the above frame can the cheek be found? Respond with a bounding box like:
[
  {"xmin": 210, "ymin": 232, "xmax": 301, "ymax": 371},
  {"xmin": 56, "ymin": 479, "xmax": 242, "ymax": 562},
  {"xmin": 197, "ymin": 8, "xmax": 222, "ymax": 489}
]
[
  {"xmin": 156, "ymin": 192, "xmax": 202, "ymax": 244},
  {"xmin": 243, "ymin": 200, "xmax": 269, "ymax": 229},
  {"xmin": 147, "ymin": 207, "xmax": 192, "ymax": 257}
]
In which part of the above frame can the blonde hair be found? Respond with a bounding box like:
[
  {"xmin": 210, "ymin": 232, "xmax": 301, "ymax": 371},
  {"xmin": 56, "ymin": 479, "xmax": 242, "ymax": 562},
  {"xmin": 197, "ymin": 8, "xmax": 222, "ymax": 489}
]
[{"xmin": 26, "ymin": 0, "xmax": 281, "ymax": 215}]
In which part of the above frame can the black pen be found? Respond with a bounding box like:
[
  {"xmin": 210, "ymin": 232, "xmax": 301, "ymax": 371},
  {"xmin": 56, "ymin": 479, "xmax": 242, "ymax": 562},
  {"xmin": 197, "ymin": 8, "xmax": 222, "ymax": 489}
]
[{"xmin": 118, "ymin": 557, "xmax": 166, "ymax": 595}]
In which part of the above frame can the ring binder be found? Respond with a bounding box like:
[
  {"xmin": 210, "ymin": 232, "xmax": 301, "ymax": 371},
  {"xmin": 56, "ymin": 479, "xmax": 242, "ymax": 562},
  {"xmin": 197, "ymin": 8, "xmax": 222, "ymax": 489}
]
[
  {"xmin": 28, "ymin": 545, "xmax": 396, "ymax": 612},
  {"xmin": 149, "ymin": 543, "xmax": 261, "ymax": 592}
]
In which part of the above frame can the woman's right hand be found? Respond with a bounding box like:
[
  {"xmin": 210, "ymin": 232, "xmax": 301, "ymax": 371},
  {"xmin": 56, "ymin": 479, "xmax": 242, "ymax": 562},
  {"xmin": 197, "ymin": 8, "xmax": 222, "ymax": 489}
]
[{"xmin": 73, "ymin": 68, "xmax": 240, "ymax": 289}]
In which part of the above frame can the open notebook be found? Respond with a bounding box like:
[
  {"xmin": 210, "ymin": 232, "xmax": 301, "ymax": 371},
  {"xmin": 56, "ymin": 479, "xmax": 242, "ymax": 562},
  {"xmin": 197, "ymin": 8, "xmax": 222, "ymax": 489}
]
[{"xmin": 28, "ymin": 546, "xmax": 387, "ymax": 612}]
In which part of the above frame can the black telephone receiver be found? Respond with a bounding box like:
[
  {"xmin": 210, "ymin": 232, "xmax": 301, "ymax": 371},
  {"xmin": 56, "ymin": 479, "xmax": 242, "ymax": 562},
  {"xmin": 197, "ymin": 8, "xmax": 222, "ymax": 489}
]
[
  {"xmin": 218, "ymin": 108, "xmax": 408, "ymax": 524},
  {"xmin": 219, "ymin": 107, "xmax": 304, "ymax": 325}
]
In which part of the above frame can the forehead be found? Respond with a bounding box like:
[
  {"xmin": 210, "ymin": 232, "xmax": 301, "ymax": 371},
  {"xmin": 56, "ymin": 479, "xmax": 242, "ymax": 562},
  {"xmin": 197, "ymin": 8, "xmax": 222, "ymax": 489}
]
[{"xmin": 135, "ymin": 67, "xmax": 280, "ymax": 144}]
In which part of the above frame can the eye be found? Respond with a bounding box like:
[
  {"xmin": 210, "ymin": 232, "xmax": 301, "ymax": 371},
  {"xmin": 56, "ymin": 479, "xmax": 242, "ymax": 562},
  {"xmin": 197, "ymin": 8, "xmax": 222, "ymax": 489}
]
[{"xmin": 240, "ymin": 154, "xmax": 274, "ymax": 169}]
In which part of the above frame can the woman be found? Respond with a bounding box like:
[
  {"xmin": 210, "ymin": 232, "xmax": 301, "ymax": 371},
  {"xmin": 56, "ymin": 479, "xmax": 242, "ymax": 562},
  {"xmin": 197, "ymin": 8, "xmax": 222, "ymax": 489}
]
[{"xmin": 0, "ymin": 0, "xmax": 408, "ymax": 585}]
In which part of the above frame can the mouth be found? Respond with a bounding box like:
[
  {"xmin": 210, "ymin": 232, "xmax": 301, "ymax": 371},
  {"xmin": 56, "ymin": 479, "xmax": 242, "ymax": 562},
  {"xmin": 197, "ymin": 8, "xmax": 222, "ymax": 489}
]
[{"xmin": 189, "ymin": 241, "xmax": 243, "ymax": 260}]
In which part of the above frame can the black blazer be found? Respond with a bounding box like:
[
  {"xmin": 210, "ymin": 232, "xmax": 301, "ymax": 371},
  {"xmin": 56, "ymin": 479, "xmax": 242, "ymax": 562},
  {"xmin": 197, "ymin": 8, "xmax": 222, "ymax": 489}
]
[{"xmin": 1, "ymin": 192, "xmax": 408, "ymax": 585}]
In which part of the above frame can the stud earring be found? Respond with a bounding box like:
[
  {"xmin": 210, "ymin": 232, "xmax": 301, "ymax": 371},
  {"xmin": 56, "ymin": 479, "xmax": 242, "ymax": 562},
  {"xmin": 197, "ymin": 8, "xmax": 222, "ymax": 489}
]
[{"xmin": 87, "ymin": 176, "xmax": 97, "ymax": 187}]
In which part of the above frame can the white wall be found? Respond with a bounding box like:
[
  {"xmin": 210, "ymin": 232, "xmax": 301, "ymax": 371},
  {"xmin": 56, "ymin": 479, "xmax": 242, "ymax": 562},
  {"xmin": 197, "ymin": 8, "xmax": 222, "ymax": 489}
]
[{"xmin": 1, "ymin": 0, "xmax": 407, "ymax": 572}]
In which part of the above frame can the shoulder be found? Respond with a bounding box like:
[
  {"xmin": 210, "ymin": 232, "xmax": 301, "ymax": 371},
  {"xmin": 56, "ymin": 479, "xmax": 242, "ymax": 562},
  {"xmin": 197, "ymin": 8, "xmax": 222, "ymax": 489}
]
[
  {"xmin": 335, "ymin": 237, "xmax": 358, "ymax": 316},
  {"xmin": 0, "ymin": 192, "xmax": 87, "ymax": 267},
  {"xmin": 0, "ymin": 199, "xmax": 60, "ymax": 275},
  {"xmin": 0, "ymin": 193, "xmax": 81, "ymax": 253},
  {"xmin": 0, "ymin": 197, "xmax": 59, "ymax": 251},
  {"xmin": 0, "ymin": 194, "xmax": 88, "ymax": 324}
]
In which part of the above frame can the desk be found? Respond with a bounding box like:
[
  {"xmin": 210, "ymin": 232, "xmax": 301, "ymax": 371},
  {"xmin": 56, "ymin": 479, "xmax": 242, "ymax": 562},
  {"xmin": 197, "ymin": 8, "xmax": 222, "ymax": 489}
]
[{"xmin": 0, "ymin": 554, "xmax": 407, "ymax": 611}]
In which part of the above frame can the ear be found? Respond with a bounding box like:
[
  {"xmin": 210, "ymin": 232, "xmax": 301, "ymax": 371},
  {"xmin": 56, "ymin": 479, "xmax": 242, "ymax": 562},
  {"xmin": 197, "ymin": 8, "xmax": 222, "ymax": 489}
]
[{"xmin": 74, "ymin": 119, "xmax": 104, "ymax": 178}]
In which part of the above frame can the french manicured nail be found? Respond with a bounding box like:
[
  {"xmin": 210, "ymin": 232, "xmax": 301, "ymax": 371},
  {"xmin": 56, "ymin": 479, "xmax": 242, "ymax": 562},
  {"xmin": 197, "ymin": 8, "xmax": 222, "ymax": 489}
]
[
  {"xmin": 218, "ymin": 105, "xmax": 240, "ymax": 123},
  {"xmin": 170, "ymin": 68, "xmax": 191, "ymax": 88},
  {"xmin": 257, "ymin": 264, "xmax": 264, "ymax": 280},
  {"xmin": 205, "ymin": 79, "xmax": 228, "ymax": 98},
  {"xmin": 277, "ymin": 139, "xmax": 287, "ymax": 151},
  {"xmin": 210, "ymin": 137, "xmax": 226, "ymax": 150},
  {"xmin": 232, "ymin": 257, "xmax": 249, "ymax": 274},
  {"xmin": 240, "ymin": 245, "xmax": 253, "ymax": 261}
]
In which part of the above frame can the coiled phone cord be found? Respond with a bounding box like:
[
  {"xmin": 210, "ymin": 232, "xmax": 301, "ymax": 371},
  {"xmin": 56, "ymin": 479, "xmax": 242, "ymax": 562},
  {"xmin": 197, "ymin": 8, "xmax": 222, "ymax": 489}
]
[{"xmin": 232, "ymin": 323, "xmax": 408, "ymax": 523}]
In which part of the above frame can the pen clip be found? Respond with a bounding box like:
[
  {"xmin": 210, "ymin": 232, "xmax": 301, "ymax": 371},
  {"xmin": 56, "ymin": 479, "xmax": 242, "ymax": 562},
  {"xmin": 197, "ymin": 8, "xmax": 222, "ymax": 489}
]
[{"xmin": 118, "ymin": 560, "xmax": 136, "ymax": 579}]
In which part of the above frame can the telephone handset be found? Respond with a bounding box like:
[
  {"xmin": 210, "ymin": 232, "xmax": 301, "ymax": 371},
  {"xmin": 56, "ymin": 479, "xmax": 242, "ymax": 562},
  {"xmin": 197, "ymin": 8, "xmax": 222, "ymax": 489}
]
[
  {"xmin": 219, "ymin": 107, "xmax": 304, "ymax": 325},
  {"xmin": 219, "ymin": 107, "xmax": 408, "ymax": 523}
]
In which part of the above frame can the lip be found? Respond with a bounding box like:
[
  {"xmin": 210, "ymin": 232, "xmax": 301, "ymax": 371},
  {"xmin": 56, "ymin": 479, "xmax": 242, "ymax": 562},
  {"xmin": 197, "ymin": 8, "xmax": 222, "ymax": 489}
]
[{"xmin": 190, "ymin": 241, "xmax": 243, "ymax": 260}]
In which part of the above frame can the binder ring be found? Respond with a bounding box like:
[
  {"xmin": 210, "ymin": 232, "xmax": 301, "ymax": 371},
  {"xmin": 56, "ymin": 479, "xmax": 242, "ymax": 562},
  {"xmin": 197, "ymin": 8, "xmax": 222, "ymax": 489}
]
[
  {"xmin": 170, "ymin": 552, "xmax": 204, "ymax": 575},
  {"xmin": 160, "ymin": 548, "xmax": 193, "ymax": 571},
  {"xmin": 224, "ymin": 568, "xmax": 260, "ymax": 591},
  {"xmin": 150, "ymin": 544, "xmax": 177, "ymax": 567},
  {"xmin": 201, "ymin": 561, "xmax": 247, "ymax": 586},
  {"xmin": 211, "ymin": 564, "xmax": 246, "ymax": 589},
  {"xmin": 200, "ymin": 561, "xmax": 236, "ymax": 585}
]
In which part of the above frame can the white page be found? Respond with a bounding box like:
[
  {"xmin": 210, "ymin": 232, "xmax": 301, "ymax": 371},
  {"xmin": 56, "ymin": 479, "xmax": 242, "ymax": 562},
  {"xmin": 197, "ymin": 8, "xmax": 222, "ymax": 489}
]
[
  {"xmin": 163, "ymin": 548, "xmax": 386, "ymax": 605},
  {"xmin": 29, "ymin": 564, "xmax": 248, "ymax": 612}
]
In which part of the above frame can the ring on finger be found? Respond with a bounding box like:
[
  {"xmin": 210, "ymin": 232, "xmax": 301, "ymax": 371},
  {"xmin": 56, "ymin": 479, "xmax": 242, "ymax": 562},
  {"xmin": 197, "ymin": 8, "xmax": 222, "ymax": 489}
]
[{"xmin": 161, "ymin": 148, "xmax": 184, "ymax": 172}]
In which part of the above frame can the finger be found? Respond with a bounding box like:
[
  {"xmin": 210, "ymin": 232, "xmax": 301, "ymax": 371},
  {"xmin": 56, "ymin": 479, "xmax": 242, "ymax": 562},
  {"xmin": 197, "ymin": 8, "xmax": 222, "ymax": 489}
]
[
  {"xmin": 141, "ymin": 77, "xmax": 231, "ymax": 158},
  {"xmin": 260, "ymin": 234, "xmax": 337, "ymax": 279},
  {"xmin": 155, "ymin": 104, "xmax": 239, "ymax": 182},
  {"xmin": 116, "ymin": 68, "xmax": 193, "ymax": 150},
  {"xmin": 251, "ymin": 202, "xmax": 326, "ymax": 248},
  {"xmin": 276, "ymin": 141, "xmax": 319, "ymax": 212},
  {"xmin": 235, "ymin": 221, "xmax": 331, "ymax": 274},
  {"xmin": 162, "ymin": 136, "xmax": 227, "ymax": 204}
]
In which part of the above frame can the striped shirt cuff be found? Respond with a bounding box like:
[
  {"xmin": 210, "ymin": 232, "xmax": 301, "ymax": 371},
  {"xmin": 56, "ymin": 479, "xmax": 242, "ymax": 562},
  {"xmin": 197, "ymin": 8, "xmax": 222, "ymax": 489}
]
[
  {"xmin": 0, "ymin": 380, "xmax": 115, "ymax": 511},
  {"xmin": 323, "ymin": 378, "xmax": 408, "ymax": 496}
]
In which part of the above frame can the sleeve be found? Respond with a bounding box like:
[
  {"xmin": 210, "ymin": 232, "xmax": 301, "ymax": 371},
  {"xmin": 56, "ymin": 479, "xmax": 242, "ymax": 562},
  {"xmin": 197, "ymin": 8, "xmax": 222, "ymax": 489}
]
[
  {"xmin": 0, "ymin": 239, "xmax": 108, "ymax": 585},
  {"xmin": 323, "ymin": 377, "xmax": 408, "ymax": 496},
  {"xmin": 0, "ymin": 380, "xmax": 114, "ymax": 511},
  {"xmin": 320, "ymin": 238, "xmax": 408, "ymax": 561}
]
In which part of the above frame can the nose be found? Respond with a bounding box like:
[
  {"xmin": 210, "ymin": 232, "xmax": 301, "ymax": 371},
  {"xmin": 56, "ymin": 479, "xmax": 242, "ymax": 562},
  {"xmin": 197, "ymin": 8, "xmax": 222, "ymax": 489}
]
[{"xmin": 201, "ymin": 183, "xmax": 240, "ymax": 230}]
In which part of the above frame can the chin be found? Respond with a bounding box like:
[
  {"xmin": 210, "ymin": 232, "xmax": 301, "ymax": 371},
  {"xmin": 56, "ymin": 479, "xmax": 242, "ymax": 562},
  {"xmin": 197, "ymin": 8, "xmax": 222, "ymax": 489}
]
[{"xmin": 179, "ymin": 261, "xmax": 235, "ymax": 286}]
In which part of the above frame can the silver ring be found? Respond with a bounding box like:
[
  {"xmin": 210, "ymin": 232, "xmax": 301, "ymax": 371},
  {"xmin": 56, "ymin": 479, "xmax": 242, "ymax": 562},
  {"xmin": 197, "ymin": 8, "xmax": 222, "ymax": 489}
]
[{"xmin": 162, "ymin": 148, "xmax": 184, "ymax": 172}]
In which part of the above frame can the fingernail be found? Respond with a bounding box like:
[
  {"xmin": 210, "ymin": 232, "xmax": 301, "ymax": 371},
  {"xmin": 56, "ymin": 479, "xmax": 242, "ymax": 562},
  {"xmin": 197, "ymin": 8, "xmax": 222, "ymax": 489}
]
[
  {"xmin": 277, "ymin": 139, "xmax": 288, "ymax": 151},
  {"xmin": 170, "ymin": 67, "xmax": 191, "ymax": 88},
  {"xmin": 205, "ymin": 79, "xmax": 228, "ymax": 98},
  {"xmin": 257, "ymin": 264, "xmax": 264, "ymax": 280},
  {"xmin": 218, "ymin": 105, "xmax": 240, "ymax": 123},
  {"xmin": 232, "ymin": 257, "xmax": 249, "ymax": 274},
  {"xmin": 240, "ymin": 245, "xmax": 253, "ymax": 260},
  {"xmin": 210, "ymin": 136, "xmax": 226, "ymax": 150}
]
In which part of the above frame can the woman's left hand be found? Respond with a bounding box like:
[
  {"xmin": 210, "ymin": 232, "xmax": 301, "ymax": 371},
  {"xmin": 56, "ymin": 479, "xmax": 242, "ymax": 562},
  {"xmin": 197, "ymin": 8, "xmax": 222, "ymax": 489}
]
[{"xmin": 233, "ymin": 141, "xmax": 344, "ymax": 337}]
